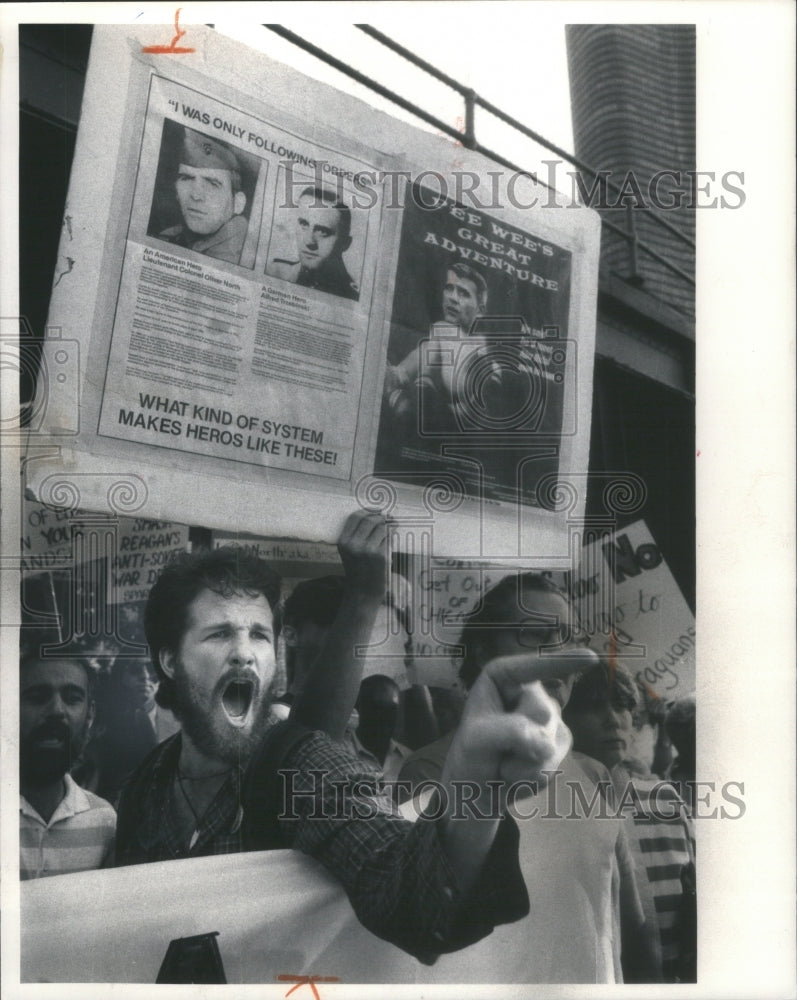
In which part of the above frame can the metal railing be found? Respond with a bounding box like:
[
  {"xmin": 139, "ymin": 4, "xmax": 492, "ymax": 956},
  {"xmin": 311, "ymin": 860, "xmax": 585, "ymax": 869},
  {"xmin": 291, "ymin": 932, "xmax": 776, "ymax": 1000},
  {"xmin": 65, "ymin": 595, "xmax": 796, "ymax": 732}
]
[{"xmin": 265, "ymin": 24, "xmax": 695, "ymax": 293}]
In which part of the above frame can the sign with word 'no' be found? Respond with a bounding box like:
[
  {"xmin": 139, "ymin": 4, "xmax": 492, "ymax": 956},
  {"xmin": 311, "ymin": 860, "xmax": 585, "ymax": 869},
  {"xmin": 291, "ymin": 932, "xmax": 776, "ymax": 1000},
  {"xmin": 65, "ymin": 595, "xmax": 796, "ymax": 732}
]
[
  {"xmin": 562, "ymin": 518, "xmax": 695, "ymax": 701},
  {"xmin": 411, "ymin": 518, "xmax": 694, "ymax": 701}
]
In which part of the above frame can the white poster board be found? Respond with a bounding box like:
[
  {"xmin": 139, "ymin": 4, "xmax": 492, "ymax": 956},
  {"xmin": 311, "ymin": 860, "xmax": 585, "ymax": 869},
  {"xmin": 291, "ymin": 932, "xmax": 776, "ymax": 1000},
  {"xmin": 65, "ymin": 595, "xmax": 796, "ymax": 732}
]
[{"xmin": 26, "ymin": 22, "xmax": 599, "ymax": 561}]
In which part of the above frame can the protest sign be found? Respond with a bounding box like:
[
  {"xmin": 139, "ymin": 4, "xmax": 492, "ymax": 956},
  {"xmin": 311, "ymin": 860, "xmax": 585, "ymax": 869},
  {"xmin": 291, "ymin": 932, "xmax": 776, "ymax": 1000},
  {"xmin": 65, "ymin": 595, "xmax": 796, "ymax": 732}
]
[
  {"xmin": 26, "ymin": 23, "xmax": 600, "ymax": 560},
  {"xmin": 410, "ymin": 519, "xmax": 694, "ymax": 700},
  {"xmin": 95, "ymin": 73, "xmax": 385, "ymax": 483},
  {"xmin": 374, "ymin": 184, "xmax": 575, "ymax": 509},
  {"xmin": 21, "ymin": 500, "xmax": 189, "ymax": 605},
  {"xmin": 109, "ymin": 517, "xmax": 189, "ymax": 604},
  {"xmin": 563, "ymin": 518, "xmax": 695, "ymax": 700},
  {"xmin": 19, "ymin": 500, "xmax": 85, "ymax": 573}
]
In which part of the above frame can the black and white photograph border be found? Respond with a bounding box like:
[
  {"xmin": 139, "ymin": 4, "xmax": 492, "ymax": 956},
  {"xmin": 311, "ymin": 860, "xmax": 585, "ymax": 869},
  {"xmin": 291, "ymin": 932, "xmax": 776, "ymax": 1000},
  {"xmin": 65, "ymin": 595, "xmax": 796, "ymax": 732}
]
[{"xmin": 1, "ymin": 3, "xmax": 794, "ymax": 999}]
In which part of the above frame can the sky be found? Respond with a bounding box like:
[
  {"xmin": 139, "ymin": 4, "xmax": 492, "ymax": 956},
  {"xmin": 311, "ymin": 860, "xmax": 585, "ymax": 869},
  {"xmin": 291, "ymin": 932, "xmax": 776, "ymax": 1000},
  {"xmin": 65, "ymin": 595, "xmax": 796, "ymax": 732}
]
[{"xmin": 213, "ymin": 11, "xmax": 575, "ymax": 185}]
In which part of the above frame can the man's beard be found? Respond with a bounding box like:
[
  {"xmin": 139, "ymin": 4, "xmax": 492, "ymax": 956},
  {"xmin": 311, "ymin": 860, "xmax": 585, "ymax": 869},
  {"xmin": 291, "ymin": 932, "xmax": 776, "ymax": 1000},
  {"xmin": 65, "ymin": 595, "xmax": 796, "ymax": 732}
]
[
  {"xmin": 172, "ymin": 657, "xmax": 276, "ymax": 766},
  {"xmin": 20, "ymin": 718, "xmax": 89, "ymax": 785}
]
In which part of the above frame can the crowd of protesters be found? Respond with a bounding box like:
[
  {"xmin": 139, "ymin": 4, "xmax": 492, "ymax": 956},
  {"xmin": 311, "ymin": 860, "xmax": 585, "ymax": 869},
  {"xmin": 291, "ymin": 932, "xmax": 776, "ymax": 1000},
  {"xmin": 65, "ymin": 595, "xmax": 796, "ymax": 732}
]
[{"xmin": 19, "ymin": 511, "xmax": 696, "ymax": 983}]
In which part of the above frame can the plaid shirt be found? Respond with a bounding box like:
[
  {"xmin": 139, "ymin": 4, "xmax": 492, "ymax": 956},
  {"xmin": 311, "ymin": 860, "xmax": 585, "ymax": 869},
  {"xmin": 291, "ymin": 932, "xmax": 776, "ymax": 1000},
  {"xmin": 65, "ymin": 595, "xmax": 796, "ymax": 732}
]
[
  {"xmin": 115, "ymin": 735, "xmax": 244, "ymax": 865},
  {"xmin": 116, "ymin": 724, "xmax": 528, "ymax": 962}
]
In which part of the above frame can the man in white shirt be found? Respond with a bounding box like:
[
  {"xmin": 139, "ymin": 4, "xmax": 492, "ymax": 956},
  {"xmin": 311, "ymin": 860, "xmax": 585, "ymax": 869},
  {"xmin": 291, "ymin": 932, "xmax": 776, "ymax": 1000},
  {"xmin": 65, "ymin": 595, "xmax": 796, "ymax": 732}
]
[{"xmin": 20, "ymin": 634, "xmax": 115, "ymax": 879}]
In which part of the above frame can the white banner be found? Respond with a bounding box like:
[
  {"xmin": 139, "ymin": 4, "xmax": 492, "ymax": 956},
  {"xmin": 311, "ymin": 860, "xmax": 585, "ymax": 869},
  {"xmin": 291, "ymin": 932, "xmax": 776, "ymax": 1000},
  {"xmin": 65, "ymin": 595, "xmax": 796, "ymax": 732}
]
[{"xmin": 22, "ymin": 850, "xmax": 418, "ymax": 985}]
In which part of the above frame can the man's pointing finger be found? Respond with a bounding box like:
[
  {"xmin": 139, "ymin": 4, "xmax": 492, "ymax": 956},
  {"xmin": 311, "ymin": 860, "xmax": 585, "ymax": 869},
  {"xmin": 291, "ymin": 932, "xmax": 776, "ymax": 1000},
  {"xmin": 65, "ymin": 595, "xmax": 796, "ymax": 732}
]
[{"xmin": 484, "ymin": 647, "xmax": 599, "ymax": 711}]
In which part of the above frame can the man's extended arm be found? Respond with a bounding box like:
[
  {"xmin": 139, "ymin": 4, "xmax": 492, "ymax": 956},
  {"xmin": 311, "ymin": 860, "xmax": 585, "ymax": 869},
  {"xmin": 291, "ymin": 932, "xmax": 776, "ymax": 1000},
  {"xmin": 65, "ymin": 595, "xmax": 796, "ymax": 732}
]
[
  {"xmin": 246, "ymin": 649, "xmax": 596, "ymax": 961},
  {"xmin": 244, "ymin": 723, "xmax": 528, "ymax": 963},
  {"xmin": 437, "ymin": 651, "xmax": 591, "ymax": 894}
]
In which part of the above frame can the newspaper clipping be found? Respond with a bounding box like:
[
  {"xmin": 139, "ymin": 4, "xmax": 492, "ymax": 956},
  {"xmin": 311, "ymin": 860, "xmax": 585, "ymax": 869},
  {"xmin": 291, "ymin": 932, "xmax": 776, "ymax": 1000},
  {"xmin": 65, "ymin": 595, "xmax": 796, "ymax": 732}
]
[{"xmin": 96, "ymin": 73, "xmax": 385, "ymax": 483}]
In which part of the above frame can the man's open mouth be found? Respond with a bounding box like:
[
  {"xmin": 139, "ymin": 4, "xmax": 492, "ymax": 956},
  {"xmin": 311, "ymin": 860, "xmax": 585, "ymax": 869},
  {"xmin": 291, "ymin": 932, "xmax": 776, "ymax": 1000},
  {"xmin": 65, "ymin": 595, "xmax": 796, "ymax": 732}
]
[
  {"xmin": 36, "ymin": 737, "xmax": 66, "ymax": 749},
  {"xmin": 221, "ymin": 677, "xmax": 255, "ymax": 727},
  {"xmin": 33, "ymin": 723, "xmax": 70, "ymax": 748}
]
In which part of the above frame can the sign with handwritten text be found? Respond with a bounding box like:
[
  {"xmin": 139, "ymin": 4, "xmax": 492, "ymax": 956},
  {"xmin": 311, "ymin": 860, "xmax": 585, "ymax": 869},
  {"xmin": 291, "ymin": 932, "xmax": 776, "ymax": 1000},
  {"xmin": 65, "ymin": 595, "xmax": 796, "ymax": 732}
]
[
  {"xmin": 411, "ymin": 518, "xmax": 695, "ymax": 699},
  {"xmin": 20, "ymin": 500, "xmax": 87, "ymax": 572},
  {"xmin": 109, "ymin": 518, "xmax": 190, "ymax": 603},
  {"xmin": 559, "ymin": 519, "xmax": 695, "ymax": 699}
]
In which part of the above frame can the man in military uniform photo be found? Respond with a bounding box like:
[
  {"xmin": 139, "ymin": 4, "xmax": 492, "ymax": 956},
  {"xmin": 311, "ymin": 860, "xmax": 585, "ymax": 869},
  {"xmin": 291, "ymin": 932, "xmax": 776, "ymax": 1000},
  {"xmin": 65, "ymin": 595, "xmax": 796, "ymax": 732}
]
[
  {"xmin": 158, "ymin": 126, "xmax": 249, "ymax": 265},
  {"xmin": 270, "ymin": 184, "xmax": 359, "ymax": 300}
]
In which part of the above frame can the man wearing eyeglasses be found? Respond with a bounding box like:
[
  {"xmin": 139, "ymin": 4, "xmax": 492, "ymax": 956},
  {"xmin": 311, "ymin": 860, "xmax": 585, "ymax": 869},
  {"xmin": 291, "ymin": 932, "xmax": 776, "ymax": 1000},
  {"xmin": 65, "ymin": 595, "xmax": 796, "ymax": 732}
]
[
  {"xmin": 398, "ymin": 572, "xmax": 658, "ymax": 983},
  {"xmin": 398, "ymin": 573, "xmax": 583, "ymax": 792}
]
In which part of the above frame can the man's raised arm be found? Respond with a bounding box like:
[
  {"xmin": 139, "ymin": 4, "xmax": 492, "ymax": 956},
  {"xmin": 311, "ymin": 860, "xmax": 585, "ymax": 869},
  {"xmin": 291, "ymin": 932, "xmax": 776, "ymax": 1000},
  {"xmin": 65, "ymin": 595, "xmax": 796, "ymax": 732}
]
[{"xmin": 289, "ymin": 511, "xmax": 389, "ymax": 741}]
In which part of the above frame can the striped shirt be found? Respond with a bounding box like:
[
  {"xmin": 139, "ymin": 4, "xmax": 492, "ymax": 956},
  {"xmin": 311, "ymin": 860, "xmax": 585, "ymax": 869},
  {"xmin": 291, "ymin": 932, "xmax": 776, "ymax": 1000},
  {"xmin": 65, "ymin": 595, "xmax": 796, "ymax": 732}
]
[
  {"xmin": 20, "ymin": 775, "xmax": 116, "ymax": 880},
  {"xmin": 612, "ymin": 767, "xmax": 695, "ymax": 981}
]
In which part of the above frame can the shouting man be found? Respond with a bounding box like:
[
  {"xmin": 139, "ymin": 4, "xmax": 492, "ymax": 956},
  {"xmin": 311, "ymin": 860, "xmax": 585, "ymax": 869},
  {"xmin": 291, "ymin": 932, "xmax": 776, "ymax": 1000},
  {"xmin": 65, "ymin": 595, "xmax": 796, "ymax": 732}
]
[{"xmin": 115, "ymin": 511, "xmax": 577, "ymax": 961}]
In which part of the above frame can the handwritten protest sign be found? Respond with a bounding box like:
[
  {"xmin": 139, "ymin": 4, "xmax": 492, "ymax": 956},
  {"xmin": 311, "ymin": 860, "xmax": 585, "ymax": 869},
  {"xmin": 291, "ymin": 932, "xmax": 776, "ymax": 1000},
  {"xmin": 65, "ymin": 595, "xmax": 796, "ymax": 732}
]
[
  {"xmin": 20, "ymin": 501, "xmax": 85, "ymax": 572},
  {"xmin": 109, "ymin": 518, "xmax": 190, "ymax": 604},
  {"xmin": 410, "ymin": 519, "xmax": 694, "ymax": 699},
  {"xmin": 562, "ymin": 519, "xmax": 695, "ymax": 699},
  {"xmin": 409, "ymin": 558, "xmax": 506, "ymax": 687},
  {"xmin": 21, "ymin": 501, "xmax": 189, "ymax": 604}
]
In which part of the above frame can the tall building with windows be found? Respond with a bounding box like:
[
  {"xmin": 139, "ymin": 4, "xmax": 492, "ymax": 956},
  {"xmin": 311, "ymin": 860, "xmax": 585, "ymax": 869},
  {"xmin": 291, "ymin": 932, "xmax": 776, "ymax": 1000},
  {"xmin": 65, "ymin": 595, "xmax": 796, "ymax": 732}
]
[
  {"xmin": 567, "ymin": 24, "xmax": 695, "ymax": 316},
  {"xmin": 566, "ymin": 24, "xmax": 696, "ymax": 605}
]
